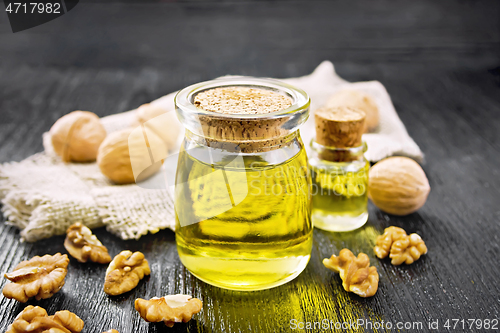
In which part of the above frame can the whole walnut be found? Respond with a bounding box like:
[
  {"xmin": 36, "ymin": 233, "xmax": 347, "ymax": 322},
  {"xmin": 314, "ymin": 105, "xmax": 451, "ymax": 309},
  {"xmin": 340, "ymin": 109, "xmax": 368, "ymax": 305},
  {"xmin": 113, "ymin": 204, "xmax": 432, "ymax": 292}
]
[
  {"xmin": 50, "ymin": 111, "xmax": 107, "ymax": 162},
  {"xmin": 136, "ymin": 103, "xmax": 181, "ymax": 151},
  {"xmin": 326, "ymin": 89, "xmax": 379, "ymax": 132},
  {"xmin": 368, "ymin": 157, "xmax": 430, "ymax": 216},
  {"xmin": 97, "ymin": 128, "xmax": 167, "ymax": 184}
]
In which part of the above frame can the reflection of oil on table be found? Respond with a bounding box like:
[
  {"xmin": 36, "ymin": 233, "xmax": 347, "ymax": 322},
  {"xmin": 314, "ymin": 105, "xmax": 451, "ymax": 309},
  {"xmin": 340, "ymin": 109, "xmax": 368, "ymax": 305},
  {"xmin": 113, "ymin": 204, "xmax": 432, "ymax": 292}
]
[{"xmin": 0, "ymin": 1, "xmax": 499, "ymax": 332}]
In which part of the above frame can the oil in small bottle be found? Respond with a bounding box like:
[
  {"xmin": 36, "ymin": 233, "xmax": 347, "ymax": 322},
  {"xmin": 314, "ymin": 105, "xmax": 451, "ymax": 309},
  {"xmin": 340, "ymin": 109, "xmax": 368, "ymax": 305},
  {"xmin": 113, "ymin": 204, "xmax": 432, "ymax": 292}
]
[
  {"xmin": 310, "ymin": 106, "xmax": 369, "ymax": 232},
  {"xmin": 310, "ymin": 156, "xmax": 369, "ymax": 231}
]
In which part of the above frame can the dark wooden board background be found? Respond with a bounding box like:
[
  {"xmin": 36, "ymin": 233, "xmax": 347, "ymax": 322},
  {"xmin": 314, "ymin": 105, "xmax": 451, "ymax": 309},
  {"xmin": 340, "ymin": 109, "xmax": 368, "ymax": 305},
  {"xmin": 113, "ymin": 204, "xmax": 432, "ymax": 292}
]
[{"xmin": 1, "ymin": 1, "xmax": 499, "ymax": 332}]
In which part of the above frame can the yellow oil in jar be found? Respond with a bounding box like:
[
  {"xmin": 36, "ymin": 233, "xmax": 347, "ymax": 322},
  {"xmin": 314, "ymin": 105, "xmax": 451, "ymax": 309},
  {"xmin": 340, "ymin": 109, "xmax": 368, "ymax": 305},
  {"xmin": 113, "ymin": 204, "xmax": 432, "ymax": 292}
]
[
  {"xmin": 310, "ymin": 160, "xmax": 369, "ymax": 232},
  {"xmin": 175, "ymin": 146, "xmax": 312, "ymax": 291}
]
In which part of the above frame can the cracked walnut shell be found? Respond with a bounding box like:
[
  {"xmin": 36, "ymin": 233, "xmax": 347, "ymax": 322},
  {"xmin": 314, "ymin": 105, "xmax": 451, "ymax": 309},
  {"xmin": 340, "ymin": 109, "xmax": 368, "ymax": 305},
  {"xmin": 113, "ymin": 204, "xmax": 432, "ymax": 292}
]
[
  {"xmin": 390, "ymin": 233, "xmax": 428, "ymax": 265},
  {"xmin": 373, "ymin": 226, "xmax": 408, "ymax": 259},
  {"xmin": 104, "ymin": 250, "xmax": 150, "ymax": 296},
  {"xmin": 6, "ymin": 305, "xmax": 84, "ymax": 333},
  {"xmin": 135, "ymin": 294, "xmax": 203, "ymax": 327},
  {"xmin": 3, "ymin": 253, "xmax": 69, "ymax": 303},
  {"xmin": 323, "ymin": 249, "xmax": 379, "ymax": 298},
  {"xmin": 64, "ymin": 223, "xmax": 111, "ymax": 264}
]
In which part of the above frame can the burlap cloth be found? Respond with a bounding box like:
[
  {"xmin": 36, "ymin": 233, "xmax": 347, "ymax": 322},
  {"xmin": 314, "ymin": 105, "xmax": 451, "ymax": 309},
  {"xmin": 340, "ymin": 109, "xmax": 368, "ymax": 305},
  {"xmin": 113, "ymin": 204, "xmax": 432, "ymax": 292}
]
[{"xmin": 0, "ymin": 61, "xmax": 423, "ymax": 242}]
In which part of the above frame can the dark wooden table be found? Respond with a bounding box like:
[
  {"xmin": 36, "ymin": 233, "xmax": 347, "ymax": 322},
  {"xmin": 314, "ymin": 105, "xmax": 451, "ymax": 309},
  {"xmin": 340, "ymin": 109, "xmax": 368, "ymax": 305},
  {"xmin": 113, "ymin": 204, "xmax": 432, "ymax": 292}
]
[{"xmin": 1, "ymin": 1, "xmax": 499, "ymax": 332}]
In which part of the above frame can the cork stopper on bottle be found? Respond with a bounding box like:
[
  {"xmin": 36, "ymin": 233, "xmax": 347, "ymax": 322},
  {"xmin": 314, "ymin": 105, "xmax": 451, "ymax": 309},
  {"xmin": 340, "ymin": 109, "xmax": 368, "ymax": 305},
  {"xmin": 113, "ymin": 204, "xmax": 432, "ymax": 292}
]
[
  {"xmin": 192, "ymin": 86, "xmax": 295, "ymax": 152},
  {"xmin": 314, "ymin": 106, "xmax": 366, "ymax": 148}
]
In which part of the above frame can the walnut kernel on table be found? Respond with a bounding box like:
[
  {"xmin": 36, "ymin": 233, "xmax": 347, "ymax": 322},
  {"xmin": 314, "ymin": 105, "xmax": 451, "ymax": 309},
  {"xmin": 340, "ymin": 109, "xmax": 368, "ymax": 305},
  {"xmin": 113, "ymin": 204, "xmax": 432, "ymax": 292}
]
[
  {"xmin": 135, "ymin": 294, "xmax": 203, "ymax": 328},
  {"xmin": 3, "ymin": 253, "xmax": 69, "ymax": 303},
  {"xmin": 6, "ymin": 305, "xmax": 84, "ymax": 333},
  {"xmin": 373, "ymin": 226, "xmax": 428, "ymax": 265},
  {"xmin": 323, "ymin": 249, "xmax": 379, "ymax": 298},
  {"xmin": 104, "ymin": 250, "xmax": 150, "ymax": 296},
  {"xmin": 390, "ymin": 233, "xmax": 428, "ymax": 265},
  {"xmin": 64, "ymin": 222, "xmax": 111, "ymax": 264},
  {"xmin": 373, "ymin": 226, "xmax": 408, "ymax": 259}
]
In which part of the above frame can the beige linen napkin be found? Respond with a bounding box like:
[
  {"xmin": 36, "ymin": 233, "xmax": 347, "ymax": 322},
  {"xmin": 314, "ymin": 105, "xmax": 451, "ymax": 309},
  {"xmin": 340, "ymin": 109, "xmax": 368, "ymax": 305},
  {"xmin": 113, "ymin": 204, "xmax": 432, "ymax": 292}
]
[{"xmin": 0, "ymin": 61, "xmax": 423, "ymax": 242}]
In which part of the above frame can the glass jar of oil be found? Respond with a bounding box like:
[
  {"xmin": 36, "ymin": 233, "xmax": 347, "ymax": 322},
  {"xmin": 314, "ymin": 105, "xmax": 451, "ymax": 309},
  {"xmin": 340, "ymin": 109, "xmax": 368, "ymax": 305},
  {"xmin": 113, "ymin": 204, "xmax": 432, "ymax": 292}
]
[
  {"xmin": 174, "ymin": 77, "xmax": 312, "ymax": 291},
  {"xmin": 309, "ymin": 140, "xmax": 369, "ymax": 231}
]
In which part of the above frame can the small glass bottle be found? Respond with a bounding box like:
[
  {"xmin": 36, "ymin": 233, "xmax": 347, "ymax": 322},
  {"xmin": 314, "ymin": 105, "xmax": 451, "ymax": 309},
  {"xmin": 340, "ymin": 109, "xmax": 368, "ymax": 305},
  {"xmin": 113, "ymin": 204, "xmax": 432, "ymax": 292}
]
[{"xmin": 309, "ymin": 106, "xmax": 369, "ymax": 232}]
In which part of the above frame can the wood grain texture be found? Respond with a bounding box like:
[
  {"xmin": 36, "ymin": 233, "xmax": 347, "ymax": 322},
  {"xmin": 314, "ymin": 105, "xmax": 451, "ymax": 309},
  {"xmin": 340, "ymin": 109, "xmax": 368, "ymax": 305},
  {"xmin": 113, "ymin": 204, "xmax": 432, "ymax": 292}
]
[{"xmin": 1, "ymin": 0, "xmax": 499, "ymax": 332}]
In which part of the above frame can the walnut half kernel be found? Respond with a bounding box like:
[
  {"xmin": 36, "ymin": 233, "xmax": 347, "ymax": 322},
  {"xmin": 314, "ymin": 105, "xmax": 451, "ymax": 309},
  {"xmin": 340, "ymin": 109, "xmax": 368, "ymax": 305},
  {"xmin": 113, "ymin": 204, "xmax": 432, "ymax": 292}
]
[
  {"xmin": 104, "ymin": 250, "xmax": 150, "ymax": 296},
  {"xmin": 323, "ymin": 249, "xmax": 379, "ymax": 298},
  {"xmin": 373, "ymin": 226, "xmax": 428, "ymax": 265},
  {"xmin": 373, "ymin": 226, "xmax": 407, "ymax": 259},
  {"xmin": 6, "ymin": 305, "xmax": 84, "ymax": 333},
  {"xmin": 390, "ymin": 233, "xmax": 428, "ymax": 265},
  {"xmin": 3, "ymin": 253, "xmax": 69, "ymax": 302},
  {"xmin": 64, "ymin": 222, "xmax": 111, "ymax": 264},
  {"xmin": 135, "ymin": 294, "xmax": 203, "ymax": 327}
]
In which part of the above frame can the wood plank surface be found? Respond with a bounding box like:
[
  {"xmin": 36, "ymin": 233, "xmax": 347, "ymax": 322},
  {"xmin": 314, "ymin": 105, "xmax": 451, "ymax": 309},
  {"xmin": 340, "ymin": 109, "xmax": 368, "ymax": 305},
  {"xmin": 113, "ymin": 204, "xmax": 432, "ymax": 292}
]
[{"xmin": 0, "ymin": 1, "xmax": 499, "ymax": 332}]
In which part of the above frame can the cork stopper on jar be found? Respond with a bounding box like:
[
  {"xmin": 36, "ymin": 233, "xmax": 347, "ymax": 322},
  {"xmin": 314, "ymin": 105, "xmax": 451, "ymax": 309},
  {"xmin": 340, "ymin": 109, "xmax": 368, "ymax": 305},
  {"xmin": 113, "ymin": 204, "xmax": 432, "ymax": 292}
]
[
  {"xmin": 314, "ymin": 106, "xmax": 366, "ymax": 148},
  {"xmin": 194, "ymin": 87, "xmax": 292, "ymax": 115},
  {"xmin": 192, "ymin": 86, "xmax": 295, "ymax": 152}
]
